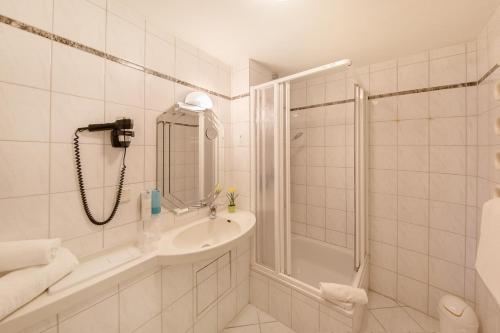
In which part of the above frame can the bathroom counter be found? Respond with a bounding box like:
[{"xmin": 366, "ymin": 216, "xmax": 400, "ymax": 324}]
[{"xmin": 0, "ymin": 210, "xmax": 255, "ymax": 333}]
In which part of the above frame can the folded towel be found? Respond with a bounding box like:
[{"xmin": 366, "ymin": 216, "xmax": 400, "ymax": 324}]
[
  {"xmin": 0, "ymin": 247, "xmax": 78, "ymax": 320},
  {"xmin": 319, "ymin": 282, "xmax": 368, "ymax": 305},
  {"xmin": 323, "ymin": 298, "xmax": 354, "ymax": 310},
  {"xmin": 0, "ymin": 239, "xmax": 61, "ymax": 273}
]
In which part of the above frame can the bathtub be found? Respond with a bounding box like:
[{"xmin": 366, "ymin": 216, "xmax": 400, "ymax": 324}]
[
  {"xmin": 291, "ymin": 234, "xmax": 357, "ymax": 288},
  {"xmin": 250, "ymin": 234, "xmax": 369, "ymax": 332}
]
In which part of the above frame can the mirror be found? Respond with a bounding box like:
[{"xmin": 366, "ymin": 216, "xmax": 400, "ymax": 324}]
[{"xmin": 156, "ymin": 96, "xmax": 221, "ymax": 211}]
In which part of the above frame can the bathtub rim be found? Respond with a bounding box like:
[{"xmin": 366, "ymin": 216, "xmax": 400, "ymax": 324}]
[
  {"xmin": 251, "ymin": 247, "xmax": 369, "ymax": 318},
  {"xmin": 290, "ymin": 234, "xmax": 356, "ymax": 285},
  {"xmin": 290, "ymin": 234, "xmax": 367, "ymax": 290}
]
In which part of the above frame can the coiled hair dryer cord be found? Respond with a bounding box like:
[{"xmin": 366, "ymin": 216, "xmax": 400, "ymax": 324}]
[{"xmin": 74, "ymin": 129, "xmax": 127, "ymax": 225}]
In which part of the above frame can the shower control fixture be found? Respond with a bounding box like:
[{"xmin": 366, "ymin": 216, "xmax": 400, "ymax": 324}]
[{"xmin": 74, "ymin": 118, "xmax": 134, "ymax": 226}]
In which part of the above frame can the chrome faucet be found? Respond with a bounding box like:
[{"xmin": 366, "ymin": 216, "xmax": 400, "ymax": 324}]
[
  {"xmin": 208, "ymin": 202, "xmax": 217, "ymax": 219},
  {"xmin": 207, "ymin": 184, "xmax": 222, "ymax": 219}
]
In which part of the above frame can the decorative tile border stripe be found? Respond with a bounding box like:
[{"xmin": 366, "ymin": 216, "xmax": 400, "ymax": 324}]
[
  {"xmin": 2, "ymin": 14, "xmax": 499, "ymax": 106},
  {"xmin": 231, "ymin": 93, "xmax": 250, "ymax": 100},
  {"xmin": 367, "ymin": 81, "xmax": 477, "ymax": 100},
  {"xmin": 478, "ymin": 64, "xmax": 500, "ymax": 85},
  {"xmin": 289, "ymin": 63, "xmax": 500, "ymax": 111},
  {"xmin": 290, "ymin": 99, "xmax": 355, "ymax": 111},
  {"xmin": 0, "ymin": 14, "xmax": 236, "ymax": 101}
]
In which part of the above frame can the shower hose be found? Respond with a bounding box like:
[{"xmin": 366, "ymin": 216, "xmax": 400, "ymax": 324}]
[{"xmin": 74, "ymin": 128, "xmax": 127, "ymax": 226}]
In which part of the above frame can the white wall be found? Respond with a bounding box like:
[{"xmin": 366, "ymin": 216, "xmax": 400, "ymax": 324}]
[
  {"xmin": 366, "ymin": 3, "xmax": 500, "ymax": 327},
  {"xmin": 365, "ymin": 43, "xmax": 479, "ymax": 317},
  {"xmin": 289, "ymin": 70, "xmax": 356, "ymax": 249},
  {"xmin": 225, "ymin": 59, "xmax": 273, "ymax": 211},
  {"xmin": 0, "ymin": 0, "xmax": 231, "ymax": 258},
  {"xmin": 247, "ymin": 40, "xmax": 482, "ymax": 321},
  {"xmin": 257, "ymin": 42, "xmax": 481, "ymax": 318},
  {"xmin": 226, "ymin": 4, "xmax": 500, "ymax": 332},
  {"xmin": 475, "ymin": 6, "xmax": 500, "ymax": 333},
  {"xmin": 3, "ymin": 0, "xmax": 500, "ymax": 331},
  {"xmin": 0, "ymin": 1, "xmax": 254, "ymax": 332}
]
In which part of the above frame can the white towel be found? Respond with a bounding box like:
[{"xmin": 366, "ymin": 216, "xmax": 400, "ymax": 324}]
[
  {"xmin": 0, "ymin": 239, "xmax": 61, "ymax": 273},
  {"xmin": 322, "ymin": 298, "xmax": 354, "ymax": 310},
  {"xmin": 319, "ymin": 282, "xmax": 368, "ymax": 305},
  {"xmin": 0, "ymin": 247, "xmax": 79, "ymax": 320},
  {"xmin": 476, "ymin": 198, "xmax": 500, "ymax": 306}
]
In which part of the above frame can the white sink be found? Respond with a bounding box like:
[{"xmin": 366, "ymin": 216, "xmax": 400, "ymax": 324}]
[
  {"xmin": 158, "ymin": 210, "xmax": 255, "ymax": 264},
  {"xmin": 172, "ymin": 217, "xmax": 242, "ymax": 250}
]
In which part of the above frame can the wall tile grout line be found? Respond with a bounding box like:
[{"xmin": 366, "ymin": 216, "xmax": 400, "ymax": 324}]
[
  {"xmin": 371, "ymin": 249, "xmax": 472, "ymax": 276},
  {"xmin": 474, "ymin": 47, "xmax": 481, "ymax": 310},
  {"xmin": 426, "ymin": 50, "xmax": 431, "ymax": 315},
  {"xmin": 463, "ymin": 44, "xmax": 470, "ymax": 308},
  {"xmin": 47, "ymin": 0, "xmax": 56, "ymax": 242},
  {"xmin": 142, "ymin": 17, "xmax": 147, "ymax": 228},
  {"xmin": 395, "ymin": 59, "xmax": 400, "ymax": 307},
  {"xmin": 100, "ymin": 0, "xmax": 109, "ymax": 251}
]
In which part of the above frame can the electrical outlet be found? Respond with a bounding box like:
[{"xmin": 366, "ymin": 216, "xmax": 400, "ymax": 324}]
[{"xmin": 121, "ymin": 189, "xmax": 131, "ymax": 203}]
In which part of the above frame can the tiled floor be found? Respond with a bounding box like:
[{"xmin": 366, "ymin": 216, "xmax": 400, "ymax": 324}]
[
  {"xmin": 223, "ymin": 304, "xmax": 295, "ymax": 333},
  {"xmin": 364, "ymin": 291, "xmax": 440, "ymax": 332},
  {"xmin": 224, "ymin": 291, "xmax": 440, "ymax": 333}
]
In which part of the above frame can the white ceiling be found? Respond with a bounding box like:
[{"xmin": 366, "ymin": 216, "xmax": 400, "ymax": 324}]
[{"xmin": 122, "ymin": 0, "xmax": 500, "ymax": 75}]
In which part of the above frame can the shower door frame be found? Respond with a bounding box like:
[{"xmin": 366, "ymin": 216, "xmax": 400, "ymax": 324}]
[
  {"xmin": 251, "ymin": 82, "xmax": 286, "ymax": 271},
  {"xmin": 250, "ymin": 60, "xmax": 367, "ymax": 286}
]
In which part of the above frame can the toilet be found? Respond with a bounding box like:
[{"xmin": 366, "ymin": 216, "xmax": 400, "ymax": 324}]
[{"xmin": 438, "ymin": 295, "xmax": 479, "ymax": 333}]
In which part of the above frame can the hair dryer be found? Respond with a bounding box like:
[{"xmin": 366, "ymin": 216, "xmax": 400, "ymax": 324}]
[
  {"xmin": 81, "ymin": 118, "xmax": 134, "ymax": 148},
  {"xmin": 74, "ymin": 118, "xmax": 134, "ymax": 225}
]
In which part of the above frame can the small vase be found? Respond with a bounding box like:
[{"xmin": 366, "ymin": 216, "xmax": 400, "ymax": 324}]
[{"xmin": 228, "ymin": 205, "xmax": 236, "ymax": 213}]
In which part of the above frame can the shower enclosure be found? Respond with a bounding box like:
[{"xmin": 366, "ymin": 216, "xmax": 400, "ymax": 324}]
[{"xmin": 250, "ymin": 60, "xmax": 369, "ymax": 305}]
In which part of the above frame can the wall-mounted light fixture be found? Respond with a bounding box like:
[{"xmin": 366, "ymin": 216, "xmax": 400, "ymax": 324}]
[{"xmin": 176, "ymin": 92, "xmax": 214, "ymax": 112}]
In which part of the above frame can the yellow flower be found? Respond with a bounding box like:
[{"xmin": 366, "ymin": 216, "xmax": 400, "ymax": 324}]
[
  {"xmin": 214, "ymin": 183, "xmax": 222, "ymax": 194},
  {"xmin": 228, "ymin": 186, "xmax": 237, "ymax": 193}
]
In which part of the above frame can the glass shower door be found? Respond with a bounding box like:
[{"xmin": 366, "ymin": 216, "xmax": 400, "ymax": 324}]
[
  {"xmin": 285, "ymin": 82, "xmax": 367, "ymax": 284},
  {"xmin": 254, "ymin": 85, "xmax": 277, "ymax": 270},
  {"xmin": 253, "ymin": 82, "xmax": 289, "ymax": 271},
  {"xmin": 251, "ymin": 62, "xmax": 366, "ymax": 292}
]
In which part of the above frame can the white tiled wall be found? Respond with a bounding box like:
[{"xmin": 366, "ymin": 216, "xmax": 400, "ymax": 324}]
[
  {"xmin": 0, "ymin": 1, "xmax": 254, "ymax": 332},
  {"xmin": 475, "ymin": 5, "xmax": 500, "ymax": 333},
  {"xmin": 231, "ymin": 7, "xmax": 500, "ymax": 333},
  {"xmin": 289, "ymin": 71, "xmax": 356, "ymax": 248},
  {"xmin": 18, "ymin": 238, "xmax": 251, "ymax": 333},
  {"xmin": 366, "ymin": 42, "xmax": 478, "ymax": 317},
  {"xmin": 225, "ymin": 60, "xmax": 273, "ymax": 211},
  {"xmin": 0, "ymin": 0, "xmax": 231, "ymax": 259},
  {"xmin": 4, "ymin": 0, "xmax": 500, "ymax": 332},
  {"xmin": 277, "ymin": 40, "xmax": 481, "ymax": 320},
  {"xmin": 245, "ymin": 40, "xmax": 483, "ymax": 324}
]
